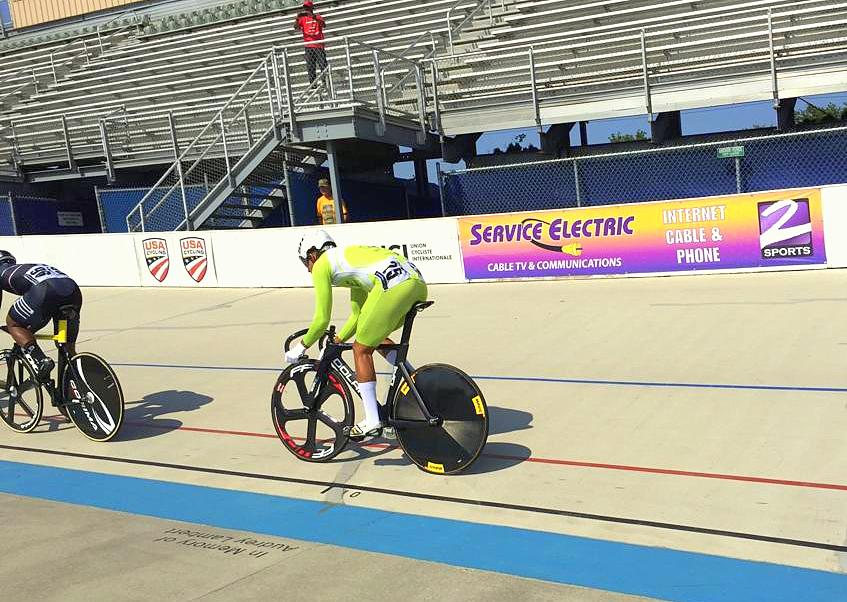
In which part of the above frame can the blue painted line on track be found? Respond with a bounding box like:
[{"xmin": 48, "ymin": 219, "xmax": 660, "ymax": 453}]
[
  {"xmin": 1, "ymin": 460, "xmax": 845, "ymax": 602},
  {"xmin": 111, "ymin": 362, "xmax": 847, "ymax": 393}
]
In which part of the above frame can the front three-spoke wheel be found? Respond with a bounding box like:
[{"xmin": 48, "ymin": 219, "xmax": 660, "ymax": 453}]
[
  {"xmin": 0, "ymin": 352, "xmax": 43, "ymax": 433},
  {"xmin": 271, "ymin": 360, "xmax": 354, "ymax": 462}
]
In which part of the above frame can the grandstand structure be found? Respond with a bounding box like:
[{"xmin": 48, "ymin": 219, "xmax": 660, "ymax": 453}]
[{"xmin": 0, "ymin": 0, "xmax": 845, "ymax": 230}]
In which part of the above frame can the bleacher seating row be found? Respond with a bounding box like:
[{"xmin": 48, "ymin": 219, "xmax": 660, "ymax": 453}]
[
  {"xmin": 1, "ymin": 0, "xmax": 470, "ymax": 170},
  {"xmin": 0, "ymin": 0, "xmax": 845, "ymax": 177}
]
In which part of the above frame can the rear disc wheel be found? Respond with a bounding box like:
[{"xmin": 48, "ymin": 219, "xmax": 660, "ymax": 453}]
[
  {"xmin": 393, "ymin": 364, "xmax": 488, "ymax": 475},
  {"xmin": 62, "ymin": 353, "xmax": 124, "ymax": 442}
]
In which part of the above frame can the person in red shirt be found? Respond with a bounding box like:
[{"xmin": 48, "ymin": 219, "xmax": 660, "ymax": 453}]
[{"xmin": 294, "ymin": 0, "xmax": 328, "ymax": 85}]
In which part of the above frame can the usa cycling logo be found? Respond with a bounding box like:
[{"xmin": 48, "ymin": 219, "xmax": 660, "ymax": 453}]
[
  {"xmin": 142, "ymin": 238, "xmax": 169, "ymax": 282},
  {"xmin": 180, "ymin": 237, "xmax": 208, "ymax": 282},
  {"xmin": 758, "ymin": 199, "xmax": 813, "ymax": 259}
]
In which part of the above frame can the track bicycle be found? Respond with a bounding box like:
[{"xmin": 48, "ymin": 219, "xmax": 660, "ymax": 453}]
[
  {"xmin": 272, "ymin": 301, "xmax": 489, "ymax": 474},
  {"xmin": 0, "ymin": 318, "xmax": 124, "ymax": 441}
]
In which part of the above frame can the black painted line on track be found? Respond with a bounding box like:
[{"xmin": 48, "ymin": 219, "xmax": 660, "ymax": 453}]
[{"xmin": 2, "ymin": 443, "xmax": 845, "ymax": 553}]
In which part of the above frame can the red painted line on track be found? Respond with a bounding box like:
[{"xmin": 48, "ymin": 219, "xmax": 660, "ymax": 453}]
[
  {"xmin": 483, "ymin": 453, "xmax": 847, "ymax": 491},
  {"xmin": 43, "ymin": 415, "xmax": 847, "ymax": 492}
]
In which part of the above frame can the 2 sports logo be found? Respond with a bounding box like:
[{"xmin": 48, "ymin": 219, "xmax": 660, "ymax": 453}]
[
  {"xmin": 142, "ymin": 238, "xmax": 169, "ymax": 282},
  {"xmin": 180, "ymin": 237, "xmax": 208, "ymax": 282},
  {"xmin": 758, "ymin": 199, "xmax": 813, "ymax": 259}
]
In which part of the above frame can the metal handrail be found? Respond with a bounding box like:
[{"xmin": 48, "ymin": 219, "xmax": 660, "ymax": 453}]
[
  {"xmin": 127, "ymin": 51, "xmax": 277, "ymax": 230},
  {"xmin": 447, "ymin": 0, "xmax": 502, "ymax": 57},
  {"xmin": 1, "ymin": 13, "xmax": 139, "ymax": 104}
]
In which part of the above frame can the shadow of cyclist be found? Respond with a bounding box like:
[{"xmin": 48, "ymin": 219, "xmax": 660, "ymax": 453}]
[{"xmin": 116, "ymin": 390, "xmax": 214, "ymax": 442}]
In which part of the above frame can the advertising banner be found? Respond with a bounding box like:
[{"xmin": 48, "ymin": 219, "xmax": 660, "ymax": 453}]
[
  {"xmin": 134, "ymin": 233, "xmax": 219, "ymax": 287},
  {"xmin": 458, "ymin": 189, "xmax": 826, "ymax": 280},
  {"xmin": 212, "ymin": 218, "xmax": 465, "ymax": 288}
]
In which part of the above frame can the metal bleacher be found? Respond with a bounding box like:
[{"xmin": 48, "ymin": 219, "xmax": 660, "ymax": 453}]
[
  {"xmin": 434, "ymin": 0, "xmax": 847, "ymax": 133},
  {"xmin": 0, "ymin": 0, "xmax": 846, "ymax": 228},
  {"xmin": 0, "ymin": 0, "xmax": 468, "ymax": 176}
]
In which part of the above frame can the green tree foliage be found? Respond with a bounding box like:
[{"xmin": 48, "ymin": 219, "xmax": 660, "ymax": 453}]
[
  {"xmin": 493, "ymin": 133, "xmax": 539, "ymax": 154},
  {"xmin": 608, "ymin": 129, "xmax": 648, "ymax": 143},
  {"xmin": 794, "ymin": 102, "xmax": 847, "ymax": 125}
]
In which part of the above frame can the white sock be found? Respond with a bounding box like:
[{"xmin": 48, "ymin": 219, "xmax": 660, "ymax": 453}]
[{"xmin": 358, "ymin": 381, "xmax": 380, "ymax": 426}]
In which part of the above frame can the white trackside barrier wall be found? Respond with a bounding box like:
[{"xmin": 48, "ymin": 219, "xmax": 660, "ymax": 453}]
[{"xmin": 0, "ymin": 186, "xmax": 846, "ymax": 287}]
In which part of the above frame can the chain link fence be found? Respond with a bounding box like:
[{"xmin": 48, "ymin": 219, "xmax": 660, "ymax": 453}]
[
  {"xmin": 0, "ymin": 194, "xmax": 16, "ymax": 235},
  {"xmin": 440, "ymin": 126, "xmax": 847, "ymax": 216}
]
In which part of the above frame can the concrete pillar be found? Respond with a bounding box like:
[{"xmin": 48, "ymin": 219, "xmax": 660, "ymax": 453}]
[
  {"xmin": 413, "ymin": 157, "xmax": 429, "ymax": 199},
  {"xmin": 650, "ymin": 111, "xmax": 682, "ymax": 143},
  {"xmin": 541, "ymin": 122, "xmax": 575, "ymax": 157},
  {"xmin": 325, "ymin": 140, "xmax": 344, "ymax": 225},
  {"xmin": 443, "ymin": 132, "xmax": 482, "ymax": 164},
  {"xmin": 578, "ymin": 121, "xmax": 588, "ymax": 147},
  {"xmin": 777, "ymin": 97, "xmax": 797, "ymax": 131}
]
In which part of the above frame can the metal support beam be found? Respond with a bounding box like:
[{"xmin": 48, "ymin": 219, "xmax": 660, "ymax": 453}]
[
  {"xmin": 271, "ymin": 50, "xmax": 284, "ymax": 120},
  {"xmin": 244, "ymin": 111, "xmax": 254, "ymax": 147},
  {"xmin": 49, "ymin": 51, "xmax": 58, "ymax": 83},
  {"xmin": 168, "ymin": 111, "xmax": 192, "ymax": 231},
  {"xmin": 281, "ymin": 49, "xmax": 297, "ymax": 136},
  {"xmin": 767, "ymin": 9, "xmax": 780, "ymax": 109},
  {"xmin": 98, "ymin": 119, "xmax": 115, "ymax": 183},
  {"xmin": 573, "ymin": 159, "xmax": 582, "ymax": 207},
  {"xmin": 263, "ymin": 59, "xmax": 278, "ymax": 138},
  {"xmin": 345, "ymin": 38, "xmax": 355, "ymax": 101},
  {"xmin": 541, "ymin": 122, "xmax": 574, "ymax": 156},
  {"xmin": 430, "ymin": 61, "xmax": 443, "ymax": 139},
  {"xmin": 60, "ymin": 115, "xmax": 76, "ymax": 170},
  {"xmin": 436, "ymin": 162, "xmax": 447, "ymax": 217},
  {"xmin": 640, "ymin": 29, "xmax": 653, "ymax": 119},
  {"xmin": 414, "ymin": 64, "xmax": 427, "ymax": 142},
  {"xmin": 325, "ymin": 140, "xmax": 344, "ymax": 225},
  {"xmin": 372, "ymin": 50, "xmax": 386, "ymax": 136},
  {"xmin": 528, "ymin": 47, "xmax": 542, "ymax": 133},
  {"xmin": 283, "ymin": 157, "xmax": 296, "ymax": 227},
  {"xmin": 777, "ymin": 97, "xmax": 797, "ymax": 131},
  {"xmin": 650, "ymin": 111, "xmax": 681, "ymax": 143},
  {"xmin": 735, "ymin": 157, "xmax": 742, "ymax": 194},
  {"xmin": 219, "ymin": 113, "xmax": 234, "ymax": 188},
  {"xmin": 414, "ymin": 157, "xmax": 429, "ymax": 200}
]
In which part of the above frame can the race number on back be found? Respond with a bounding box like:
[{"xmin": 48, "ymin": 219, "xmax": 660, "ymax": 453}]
[{"xmin": 25, "ymin": 264, "xmax": 68, "ymax": 284}]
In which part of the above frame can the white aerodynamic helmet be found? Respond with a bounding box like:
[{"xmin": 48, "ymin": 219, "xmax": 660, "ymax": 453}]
[{"xmin": 298, "ymin": 229, "xmax": 335, "ymax": 264}]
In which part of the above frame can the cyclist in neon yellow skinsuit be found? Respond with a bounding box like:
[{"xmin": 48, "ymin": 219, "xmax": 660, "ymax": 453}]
[{"xmin": 285, "ymin": 230, "xmax": 428, "ymax": 439}]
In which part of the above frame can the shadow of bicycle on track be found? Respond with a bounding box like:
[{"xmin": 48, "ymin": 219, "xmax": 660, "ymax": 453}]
[
  {"xmin": 115, "ymin": 390, "xmax": 214, "ymax": 442},
  {"xmin": 368, "ymin": 406, "xmax": 535, "ymax": 474}
]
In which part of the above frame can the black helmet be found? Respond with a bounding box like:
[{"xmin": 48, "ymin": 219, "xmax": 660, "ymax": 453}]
[{"xmin": 0, "ymin": 250, "xmax": 15, "ymax": 268}]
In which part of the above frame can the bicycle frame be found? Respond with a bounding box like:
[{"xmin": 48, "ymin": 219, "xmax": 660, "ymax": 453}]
[{"xmin": 304, "ymin": 302, "xmax": 441, "ymax": 428}]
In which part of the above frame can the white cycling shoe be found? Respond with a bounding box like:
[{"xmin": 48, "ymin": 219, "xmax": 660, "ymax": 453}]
[{"xmin": 349, "ymin": 419, "xmax": 383, "ymax": 441}]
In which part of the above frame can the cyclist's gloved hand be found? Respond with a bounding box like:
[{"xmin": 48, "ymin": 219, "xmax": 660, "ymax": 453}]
[{"xmin": 285, "ymin": 342, "xmax": 306, "ymax": 364}]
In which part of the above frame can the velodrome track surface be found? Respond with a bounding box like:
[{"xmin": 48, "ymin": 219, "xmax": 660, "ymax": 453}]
[{"xmin": 1, "ymin": 270, "xmax": 847, "ymax": 601}]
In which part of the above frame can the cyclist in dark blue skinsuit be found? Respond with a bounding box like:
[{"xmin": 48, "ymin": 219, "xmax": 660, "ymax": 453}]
[{"xmin": 0, "ymin": 250, "xmax": 82, "ymax": 380}]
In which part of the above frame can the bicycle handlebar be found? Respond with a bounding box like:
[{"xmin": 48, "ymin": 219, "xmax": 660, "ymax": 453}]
[{"xmin": 284, "ymin": 327, "xmax": 335, "ymax": 353}]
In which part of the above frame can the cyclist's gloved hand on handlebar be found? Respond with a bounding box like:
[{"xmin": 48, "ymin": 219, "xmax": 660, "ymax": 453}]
[{"xmin": 285, "ymin": 342, "xmax": 306, "ymax": 365}]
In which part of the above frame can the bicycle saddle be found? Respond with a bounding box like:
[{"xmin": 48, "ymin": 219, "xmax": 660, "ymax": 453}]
[{"xmin": 412, "ymin": 301, "xmax": 434, "ymax": 313}]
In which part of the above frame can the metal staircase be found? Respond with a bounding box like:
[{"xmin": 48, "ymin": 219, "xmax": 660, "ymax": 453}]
[{"xmin": 128, "ymin": 40, "xmax": 437, "ymax": 232}]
